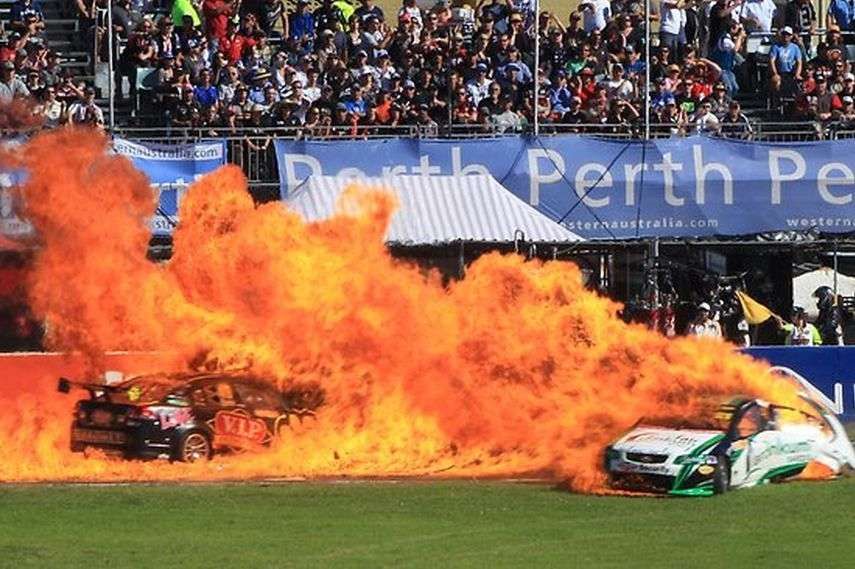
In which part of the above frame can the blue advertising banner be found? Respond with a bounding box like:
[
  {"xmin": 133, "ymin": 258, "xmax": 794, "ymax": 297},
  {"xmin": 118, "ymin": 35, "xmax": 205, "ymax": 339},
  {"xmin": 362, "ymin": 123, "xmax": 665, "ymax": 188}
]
[
  {"xmin": 0, "ymin": 138, "xmax": 31, "ymax": 238},
  {"xmin": 275, "ymin": 136, "xmax": 855, "ymax": 240},
  {"xmin": 745, "ymin": 346, "xmax": 855, "ymax": 421},
  {"xmin": 113, "ymin": 138, "xmax": 226, "ymax": 235}
]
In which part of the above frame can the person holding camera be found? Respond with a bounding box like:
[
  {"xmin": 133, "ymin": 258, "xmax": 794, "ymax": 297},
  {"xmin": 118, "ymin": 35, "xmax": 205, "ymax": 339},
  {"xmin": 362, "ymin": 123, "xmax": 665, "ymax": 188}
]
[{"xmin": 710, "ymin": 19, "xmax": 746, "ymax": 94}]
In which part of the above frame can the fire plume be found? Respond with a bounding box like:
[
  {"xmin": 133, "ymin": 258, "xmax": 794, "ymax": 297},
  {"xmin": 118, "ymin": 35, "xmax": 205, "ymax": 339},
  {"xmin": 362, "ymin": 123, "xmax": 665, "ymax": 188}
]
[{"xmin": 0, "ymin": 129, "xmax": 802, "ymax": 490}]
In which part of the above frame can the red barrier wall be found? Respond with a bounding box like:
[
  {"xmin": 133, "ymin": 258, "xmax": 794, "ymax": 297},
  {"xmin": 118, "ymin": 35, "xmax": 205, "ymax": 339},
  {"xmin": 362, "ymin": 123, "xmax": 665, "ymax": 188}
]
[{"xmin": 0, "ymin": 352, "xmax": 173, "ymax": 399}]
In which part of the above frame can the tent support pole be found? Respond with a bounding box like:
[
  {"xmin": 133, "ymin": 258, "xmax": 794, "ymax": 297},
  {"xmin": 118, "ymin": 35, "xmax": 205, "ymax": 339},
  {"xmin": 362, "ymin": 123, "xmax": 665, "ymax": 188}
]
[
  {"xmin": 833, "ymin": 239, "xmax": 839, "ymax": 299},
  {"xmin": 458, "ymin": 241, "xmax": 465, "ymax": 279},
  {"xmin": 650, "ymin": 238, "xmax": 660, "ymax": 307}
]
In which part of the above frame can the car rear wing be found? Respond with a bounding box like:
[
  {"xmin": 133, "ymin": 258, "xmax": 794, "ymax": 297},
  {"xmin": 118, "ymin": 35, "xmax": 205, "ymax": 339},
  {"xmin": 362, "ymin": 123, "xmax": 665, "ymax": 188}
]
[{"xmin": 57, "ymin": 377, "xmax": 125, "ymax": 398}]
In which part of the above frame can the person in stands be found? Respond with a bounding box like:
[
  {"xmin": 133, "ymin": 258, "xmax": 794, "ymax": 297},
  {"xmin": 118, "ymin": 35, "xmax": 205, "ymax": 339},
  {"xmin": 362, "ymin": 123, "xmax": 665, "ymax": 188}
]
[{"xmin": 687, "ymin": 302, "xmax": 723, "ymax": 339}]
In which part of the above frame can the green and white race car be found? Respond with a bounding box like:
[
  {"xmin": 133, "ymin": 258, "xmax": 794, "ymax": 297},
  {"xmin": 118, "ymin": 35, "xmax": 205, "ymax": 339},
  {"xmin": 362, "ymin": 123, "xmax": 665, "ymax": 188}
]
[{"xmin": 605, "ymin": 384, "xmax": 855, "ymax": 497}]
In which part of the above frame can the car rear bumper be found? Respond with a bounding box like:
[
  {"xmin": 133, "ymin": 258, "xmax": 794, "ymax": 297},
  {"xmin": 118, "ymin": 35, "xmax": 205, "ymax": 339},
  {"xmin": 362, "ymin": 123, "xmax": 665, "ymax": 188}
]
[{"xmin": 70, "ymin": 424, "xmax": 173, "ymax": 459}]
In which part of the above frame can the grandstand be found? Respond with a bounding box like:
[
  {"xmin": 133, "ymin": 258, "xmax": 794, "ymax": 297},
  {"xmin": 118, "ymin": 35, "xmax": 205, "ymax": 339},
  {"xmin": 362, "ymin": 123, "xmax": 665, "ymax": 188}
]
[{"xmin": 0, "ymin": 1, "xmax": 844, "ymax": 133}]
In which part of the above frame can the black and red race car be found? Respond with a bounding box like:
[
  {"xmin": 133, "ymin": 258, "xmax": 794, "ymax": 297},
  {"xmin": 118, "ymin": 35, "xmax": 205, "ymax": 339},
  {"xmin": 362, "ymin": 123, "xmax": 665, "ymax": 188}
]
[{"xmin": 59, "ymin": 372, "xmax": 324, "ymax": 462}]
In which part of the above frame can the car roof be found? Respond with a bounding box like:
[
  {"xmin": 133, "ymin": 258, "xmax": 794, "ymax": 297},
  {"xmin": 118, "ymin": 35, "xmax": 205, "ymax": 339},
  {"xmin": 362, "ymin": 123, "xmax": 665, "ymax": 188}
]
[{"xmin": 119, "ymin": 371, "xmax": 274, "ymax": 389}]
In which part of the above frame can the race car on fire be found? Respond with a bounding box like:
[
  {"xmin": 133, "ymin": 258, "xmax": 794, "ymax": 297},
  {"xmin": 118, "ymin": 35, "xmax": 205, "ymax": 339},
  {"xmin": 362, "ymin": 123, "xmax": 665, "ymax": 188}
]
[
  {"xmin": 59, "ymin": 372, "xmax": 324, "ymax": 462},
  {"xmin": 605, "ymin": 387, "xmax": 855, "ymax": 496}
]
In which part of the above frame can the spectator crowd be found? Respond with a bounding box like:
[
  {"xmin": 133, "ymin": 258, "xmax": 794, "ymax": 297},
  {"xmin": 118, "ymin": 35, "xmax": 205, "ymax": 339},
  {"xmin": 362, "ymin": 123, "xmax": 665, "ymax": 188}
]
[{"xmin": 3, "ymin": 0, "xmax": 855, "ymax": 136}]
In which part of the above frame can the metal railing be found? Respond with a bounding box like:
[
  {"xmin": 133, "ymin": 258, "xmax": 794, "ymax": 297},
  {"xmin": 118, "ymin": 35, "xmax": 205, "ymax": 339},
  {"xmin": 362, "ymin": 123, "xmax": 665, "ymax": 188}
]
[
  {"xmin": 101, "ymin": 120, "xmax": 855, "ymax": 196},
  {"xmin": 108, "ymin": 120, "xmax": 855, "ymax": 142}
]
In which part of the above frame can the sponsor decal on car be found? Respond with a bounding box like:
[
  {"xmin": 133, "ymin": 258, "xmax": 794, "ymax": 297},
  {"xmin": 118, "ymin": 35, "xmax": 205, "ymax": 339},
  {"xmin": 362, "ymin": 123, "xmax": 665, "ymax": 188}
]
[
  {"xmin": 212, "ymin": 410, "xmax": 271, "ymax": 447},
  {"xmin": 127, "ymin": 386, "xmax": 142, "ymax": 402},
  {"xmin": 148, "ymin": 407, "xmax": 194, "ymax": 430}
]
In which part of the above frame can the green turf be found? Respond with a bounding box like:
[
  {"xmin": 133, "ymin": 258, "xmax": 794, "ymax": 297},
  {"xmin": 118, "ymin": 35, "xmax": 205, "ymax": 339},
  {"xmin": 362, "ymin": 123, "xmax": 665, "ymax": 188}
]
[{"xmin": 0, "ymin": 479, "xmax": 853, "ymax": 569}]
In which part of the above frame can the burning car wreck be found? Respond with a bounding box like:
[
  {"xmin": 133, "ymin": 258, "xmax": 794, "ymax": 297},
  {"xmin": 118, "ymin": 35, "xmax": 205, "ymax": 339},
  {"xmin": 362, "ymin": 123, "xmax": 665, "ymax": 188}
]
[
  {"xmin": 604, "ymin": 389, "xmax": 855, "ymax": 497},
  {"xmin": 59, "ymin": 372, "xmax": 325, "ymax": 462}
]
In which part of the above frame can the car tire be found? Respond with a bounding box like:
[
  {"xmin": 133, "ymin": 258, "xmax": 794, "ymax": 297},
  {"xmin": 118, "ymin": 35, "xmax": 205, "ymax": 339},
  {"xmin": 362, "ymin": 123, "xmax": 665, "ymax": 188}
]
[
  {"xmin": 174, "ymin": 430, "xmax": 213, "ymax": 463},
  {"xmin": 713, "ymin": 456, "xmax": 730, "ymax": 495}
]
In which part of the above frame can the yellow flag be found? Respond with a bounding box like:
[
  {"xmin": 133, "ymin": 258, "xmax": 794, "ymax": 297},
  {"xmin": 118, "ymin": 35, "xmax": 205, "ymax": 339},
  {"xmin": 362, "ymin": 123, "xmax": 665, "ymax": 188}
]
[{"xmin": 736, "ymin": 291, "xmax": 774, "ymax": 325}]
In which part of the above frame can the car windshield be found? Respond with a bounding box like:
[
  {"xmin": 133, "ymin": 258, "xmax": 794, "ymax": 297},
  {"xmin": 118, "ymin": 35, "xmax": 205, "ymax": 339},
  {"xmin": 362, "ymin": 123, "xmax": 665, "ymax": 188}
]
[
  {"xmin": 639, "ymin": 399, "xmax": 738, "ymax": 432},
  {"xmin": 107, "ymin": 376, "xmax": 185, "ymax": 405}
]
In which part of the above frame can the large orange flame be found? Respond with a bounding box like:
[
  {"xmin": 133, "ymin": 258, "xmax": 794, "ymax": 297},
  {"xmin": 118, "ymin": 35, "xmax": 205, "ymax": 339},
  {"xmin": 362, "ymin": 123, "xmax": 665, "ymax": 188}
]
[{"xmin": 0, "ymin": 129, "xmax": 802, "ymax": 490}]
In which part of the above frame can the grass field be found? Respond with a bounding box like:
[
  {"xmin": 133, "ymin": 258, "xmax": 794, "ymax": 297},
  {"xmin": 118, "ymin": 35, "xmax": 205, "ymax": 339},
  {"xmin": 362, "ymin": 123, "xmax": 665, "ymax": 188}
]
[{"xmin": 0, "ymin": 478, "xmax": 852, "ymax": 568}]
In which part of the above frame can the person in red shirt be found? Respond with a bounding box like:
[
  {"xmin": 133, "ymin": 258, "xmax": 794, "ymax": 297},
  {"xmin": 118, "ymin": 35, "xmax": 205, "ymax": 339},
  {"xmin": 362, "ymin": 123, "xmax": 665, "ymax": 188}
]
[
  {"xmin": 219, "ymin": 20, "xmax": 255, "ymax": 64},
  {"xmin": 203, "ymin": 0, "xmax": 234, "ymax": 44},
  {"xmin": 0, "ymin": 36, "xmax": 16, "ymax": 62}
]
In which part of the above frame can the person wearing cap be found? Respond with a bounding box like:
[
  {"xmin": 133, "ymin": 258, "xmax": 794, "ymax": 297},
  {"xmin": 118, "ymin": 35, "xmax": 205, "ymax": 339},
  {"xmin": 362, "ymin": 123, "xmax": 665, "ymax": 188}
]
[
  {"xmin": 769, "ymin": 26, "xmax": 802, "ymax": 96},
  {"xmin": 466, "ymin": 62, "xmax": 492, "ymax": 105},
  {"xmin": 0, "ymin": 61, "xmax": 29, "ymax": 103},
  {"xmin": 687, "ymin": 302, "xmax": 722, "ymax": 339},
  {"xmin": 601, "ymin": 62, "xmax": 634, "ymax": 100},
  {"xmin": 811, "ymin": 72, "xmax": 843, "ymax": 121},
  {"xmin": 506, "ymin": 47, "xmax": 532, "ymax": 83},
  {"xmin": 693, "ymin": 99, "xmax": 721, "ymax": 134},
  {"xmin": 840, "ymin": 94, "xmax": 855, "ymax": 122},
  {"xmin": 720, "ymin": 101, "xmax": 754, "ymax": 140},
  {"xmin": 498, "ymin": 61, "xmax": 524, "ymax": 90},
  {"xmin": 774, "ymin": 306, "xmax": 822, "ymax": 345}
]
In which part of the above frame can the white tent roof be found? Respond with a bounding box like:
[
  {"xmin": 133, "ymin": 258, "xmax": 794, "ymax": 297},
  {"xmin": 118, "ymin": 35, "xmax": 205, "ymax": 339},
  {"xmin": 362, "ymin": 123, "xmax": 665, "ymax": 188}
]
[
  {"xmin": 286, "ymin": 175, "xmax": 584, "ymax": 246},
  {"xmin": 793, "ymin": 267, "xmax": 855, "ymax": 319}
]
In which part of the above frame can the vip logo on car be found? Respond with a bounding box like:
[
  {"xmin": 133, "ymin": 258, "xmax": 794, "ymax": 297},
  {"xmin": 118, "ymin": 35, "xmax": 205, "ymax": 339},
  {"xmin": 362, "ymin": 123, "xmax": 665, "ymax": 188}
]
[{"xmin": 213, "ymin": 410, "xmax": 270, "ymax": 446}]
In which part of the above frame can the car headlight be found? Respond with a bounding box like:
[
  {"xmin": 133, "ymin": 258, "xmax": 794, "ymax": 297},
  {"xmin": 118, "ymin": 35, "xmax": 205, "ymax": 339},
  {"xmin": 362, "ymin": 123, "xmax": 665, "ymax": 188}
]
[{"xmin": 604, "ymin": 447, "xmax": 620, "ymax": 469}]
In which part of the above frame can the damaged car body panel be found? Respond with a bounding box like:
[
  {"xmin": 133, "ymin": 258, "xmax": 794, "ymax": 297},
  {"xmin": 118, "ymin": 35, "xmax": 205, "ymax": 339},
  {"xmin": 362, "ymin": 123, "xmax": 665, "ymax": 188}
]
[
  {"xmin": 61, "ymin": 372, "xmax": 324, "ymax": 462},
  {"xmin": 605, "ymin": 391, "xmax": 855, "ymax": 497}
]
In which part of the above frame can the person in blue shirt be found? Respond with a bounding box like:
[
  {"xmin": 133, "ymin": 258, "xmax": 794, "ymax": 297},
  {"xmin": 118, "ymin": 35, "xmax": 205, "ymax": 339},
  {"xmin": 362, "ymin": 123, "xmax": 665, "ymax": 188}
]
[
  {"xmin": 769, "ymin": 26, "xmax": 802, "ymax": 96},
  {"xmin": 344, "ymin": 86, "xmax": 367, "ymax": 116},
  {"xmin": 547, "ymin": 71, "xmax": 572, "ymax": 115},
  {"xmin": 827, "ymin": 0, "xmax": 855, "ymax": 32},
  {"xmin": 289, "ymin": 0, "xmax": 315, "ymax": 51},
  {"xmin": 192, "ymin": 69, "xmax": 220, "ymax": 109},
  {"xmin": 10, "ymin": 0, "xmax": 44, "ymax": 33}
]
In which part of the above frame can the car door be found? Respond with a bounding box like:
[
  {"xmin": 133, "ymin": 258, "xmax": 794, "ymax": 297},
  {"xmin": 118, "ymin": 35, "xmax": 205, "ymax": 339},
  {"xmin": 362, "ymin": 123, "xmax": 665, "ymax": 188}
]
[
  {"xmin": 734, "ymin": 404, "xmax": 779, "ymax": 485},
  {"xmin": 232, "ymin": 381, "xmax": 288, "ymax": 441},
  {"xmin": 189, "ymin": 379, "xmax": 259, "ymax": 450}
]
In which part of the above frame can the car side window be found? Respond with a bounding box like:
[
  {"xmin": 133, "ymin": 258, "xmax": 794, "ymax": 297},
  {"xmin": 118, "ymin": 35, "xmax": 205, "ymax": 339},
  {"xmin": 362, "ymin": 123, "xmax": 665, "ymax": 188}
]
[
  {"xmin": 735, "ymin": 406, "xmax": 768, "ymax": 438},
  {"xmin": 233, "ymin": 383, "xmax": 281, "ymax": 410},
  {"xmin": 191, "ymin": 381, "xmax": 236, "ymax": 408}
]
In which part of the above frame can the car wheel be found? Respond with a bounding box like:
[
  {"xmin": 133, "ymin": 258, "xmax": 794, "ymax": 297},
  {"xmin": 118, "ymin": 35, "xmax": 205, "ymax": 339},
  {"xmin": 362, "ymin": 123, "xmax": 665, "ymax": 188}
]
[
  {"xmin": 713, "ymin": 456, "xmax": 730, "ymax": 495},
  {"xmin": 175, "ymin": 430, "xmax": 213, "ymax": 463}
]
